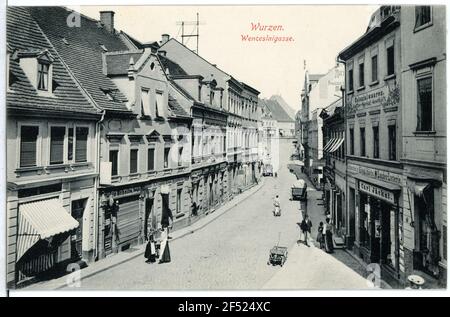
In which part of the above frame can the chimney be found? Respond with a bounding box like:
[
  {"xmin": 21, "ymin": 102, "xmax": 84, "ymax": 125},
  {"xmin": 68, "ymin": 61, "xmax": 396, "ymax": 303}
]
[
  {"xmin": 100, "ymin": 11, "xmax": 115, "ymax": 33},
  {"xmin": 161, "ymin": 34, "xmax": 170, "ymax": 45}
]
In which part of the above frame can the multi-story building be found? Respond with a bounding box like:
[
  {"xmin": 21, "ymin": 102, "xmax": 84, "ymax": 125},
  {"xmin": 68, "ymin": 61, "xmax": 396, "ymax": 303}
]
[
  {"xmin": 6, "ymin": 7, "xmax": 102, "ymax": 287},
  {"xmin": 300, "ymin": 66, "xmax": 344, "ymax": 189},
  {"xmin": 338, "ymin": 5, "xmax": 404, "ymax": 286},
  {"xmin": 259, "ymin": 99, "xmax": 280, "ymax": 171},
  {"xmin": 321, "ymin": 98, "xmax": 346, "ymax": 247},
  {"xmin": 27, "ymin": 7, "xmax": 194, "ymax": 260},
  {"xmin": 400, "ymin": 5, "xmax": 446, "ymax": 286},
  {"xmin": 160, "ymin": 37, "xmax": 261, "ymax": 198}
]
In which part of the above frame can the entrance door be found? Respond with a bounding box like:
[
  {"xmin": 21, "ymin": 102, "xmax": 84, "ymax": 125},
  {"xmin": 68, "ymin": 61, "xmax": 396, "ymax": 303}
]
[
  {"xmin": 71, "ymin": 199, "xmax": 87, "ymax": 260},
  {"xmin": 380, "ymin": 202, "xmax": 391, "ymax": 265},
  {"xmin": 144, "ymin": 198, "xmax": 154, "ymax": 240}
]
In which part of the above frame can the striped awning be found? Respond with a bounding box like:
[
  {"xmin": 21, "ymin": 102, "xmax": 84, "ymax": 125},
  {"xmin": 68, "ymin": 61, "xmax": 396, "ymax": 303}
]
[
  {"xmin": 329, "ymin": 137, "xmax": 345, "ymax": 153},
  {"xmin": 17, "ymin": 198, "xmax": 79, "ymax": 262},
  {"xmin": 323, "ymin": 138, "xmax": 337, "ymax": 152}
]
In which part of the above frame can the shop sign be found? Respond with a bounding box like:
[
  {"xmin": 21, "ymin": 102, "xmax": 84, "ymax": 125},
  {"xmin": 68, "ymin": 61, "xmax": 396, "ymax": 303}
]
[
  {"xmin": 108, "ymin": 186, "xmax": 142, "ymax": 198},
  {"xmin": 359, "ymin": 181, "xmax": 395, "ymax": 204},
  {"xmin": 348, "ymin": 163, "xmax": 401, "ymax": 185},
  {"xmin": 346, "ymin": 83, "xmax": 400, "ymax": 114}
]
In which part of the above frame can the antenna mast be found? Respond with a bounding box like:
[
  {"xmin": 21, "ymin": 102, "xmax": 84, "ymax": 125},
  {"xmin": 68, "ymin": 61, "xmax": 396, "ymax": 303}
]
[{"xmin": 176, "ymin": 13, "xmax": 204, "ymax": 54}]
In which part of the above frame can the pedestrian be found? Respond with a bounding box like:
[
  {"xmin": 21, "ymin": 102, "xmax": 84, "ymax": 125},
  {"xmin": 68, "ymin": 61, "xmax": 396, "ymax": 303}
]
[
  {"xmin": 299, "ymin": 215, "xmax": 312, "ymax": 246},
  {"xmin": 159, "ymin": 200, "xmax": 173, "ymax": 264},
  {"xmin": 273, "ymin": 195, "xmax": 281, "ymax": 216},
  {"xmin": 317, "ymin": 221, "xmax": 325, "ymax": 249},
  {"xmin": 144, "ymin": 230, "xmax": 157, "ymax": 263},
  {"xmin": 324, "ymin": 217, "xmax": 334, "ymax": 253}
]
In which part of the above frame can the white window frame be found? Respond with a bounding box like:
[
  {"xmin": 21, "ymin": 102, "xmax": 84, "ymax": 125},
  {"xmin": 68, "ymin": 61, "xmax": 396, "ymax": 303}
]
[
  {"xmin": 140, "ymin": 88, "xmax": 151, "ymax": 117},
  {"xmin": 415, "ymin": 67, "xmax": 435, "ymax": 132},
  {"xmin": 74, "ymin": 125, "xmax": 91, "ymax": 164},
  {"xmin": 109, "ymin": 144, "xmax": 120, "ymax": 176},
  {"xmin": 48, "ymin": 123, "xmax": 68, "ymax": 166},
  {"xmin": 129, "ymin": 146, "xmax": 139, "ymax": 175}
]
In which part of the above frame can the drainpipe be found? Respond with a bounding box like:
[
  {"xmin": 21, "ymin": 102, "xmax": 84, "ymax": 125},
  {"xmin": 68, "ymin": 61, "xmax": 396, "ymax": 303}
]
[
  {"xmin": 336, "ymin": 56, "xmax": 348, "ymax": 247},
  {"xmin": 93, "ymin": 110, "xmax": 106, "ymax": 261}
]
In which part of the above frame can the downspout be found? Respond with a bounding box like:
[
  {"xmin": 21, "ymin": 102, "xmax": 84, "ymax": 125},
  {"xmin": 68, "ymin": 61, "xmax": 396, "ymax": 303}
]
[
  {"xmin": 93, "ymin": 110, "xmax": 106, "ymax": 261},
  {"xmin": 336, "ymin": 55, "xmax": 348, "ymax": 246}
]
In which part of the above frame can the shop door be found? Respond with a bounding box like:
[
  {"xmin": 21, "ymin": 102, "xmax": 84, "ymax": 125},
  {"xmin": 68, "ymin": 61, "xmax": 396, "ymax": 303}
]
[
  {"xmin": 116, "ymin": 195, "xmax": 141, "ymax": 249},
  {"xmin": 380, "ymin": 202, "xmax": 391, "ymax": 265},
  {"xmin": 144, "ymin": 198, "xmax": 154, "ymax": 240},
  {"xmin": 71, "ymin": 199, "xmax": 87, "ymax": 260},
  {"xmin": 104, "ymin": 205, "xmax": 113, "ymax": 256},
  {"xmin": 371, "ymin": 199, "xmax": 381, "ymax": 263}
]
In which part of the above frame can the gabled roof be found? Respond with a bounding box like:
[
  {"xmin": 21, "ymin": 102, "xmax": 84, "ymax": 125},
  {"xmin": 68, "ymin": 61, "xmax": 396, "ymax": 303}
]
[
  {"xmin": 26, "ymin": 6, "xmax": 133, "ymax": 114},
  {"xmin": 6, "ymin": 7, "xmax": 100, "ymax": 117},
  {"xmin": 158, "ymin": 54, "xmax": 188, "ymax": 76},
  {"xmin": 263, "ymin": 99, "xmax": 294, "ymax": 123}
]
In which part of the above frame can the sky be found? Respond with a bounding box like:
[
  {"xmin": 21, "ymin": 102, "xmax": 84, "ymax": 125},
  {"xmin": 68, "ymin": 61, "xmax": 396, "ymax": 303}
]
[{"xmin": 69, "ymin": 5, "xmax": 377, "ymax": 112}]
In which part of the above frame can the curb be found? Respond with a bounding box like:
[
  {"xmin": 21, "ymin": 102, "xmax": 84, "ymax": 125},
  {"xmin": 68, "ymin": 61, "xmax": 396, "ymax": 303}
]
[{"xmin": 50, "ymin": 179, "xmax": 266, "ymax": 290}]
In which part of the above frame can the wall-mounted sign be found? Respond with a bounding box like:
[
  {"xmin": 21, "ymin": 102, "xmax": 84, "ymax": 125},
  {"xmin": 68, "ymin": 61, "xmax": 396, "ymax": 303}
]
[
  {"xmin": 359, "ymin": 181, "xmax": 396, "ymax": 204},
  {"xmin": 348, "ymin": 163, "xmax": 402, "ymax": 185},
  {"xmin": 346, "ymin": 83, "xmax": 400, "ymax": 114}
]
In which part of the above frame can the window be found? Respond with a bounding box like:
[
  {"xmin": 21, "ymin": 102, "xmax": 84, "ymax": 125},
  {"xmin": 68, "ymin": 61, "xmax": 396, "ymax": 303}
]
[
  {"xmin": 387, "ymin": 45, "xmax": 395, "ymax": 76},
  {"xmin": 388, "ymin": 125, "xmax": 397, "ymax": 160},
  {"xmin": 155, "ymin": 91, "xmax": 164, "ymax": 118},
  {"xmin": 50, "ymin": 126, "xmax": 65, "ymax": 165},
  {"xmin": 417, "ymin": 77, "xmax": 433, "ymax": 131},
  {"xmin": 360, "ymin": 127, "xmax": 366, "ymax": 157},
  {"xmin": 373, "ymin": 126, "xmax": 379, "ymax": 159},
  {"xmin": 348, "ymin": 68, "xmax": 354, "ymax": 91},
  {"xmin": 415, "ymin": 6, "xmax": 431, "ymax": 29},
  {"xmin": 176, "ymin": 188, "xmax": 182, "ymax": 214},
  {"xmin": 371, "ymin": 55, "xmax": 378, "ymax": 82},
  {"xmin": 75, "ymin": 127, "xmax": 88, "ymax": 163},
  {"xmin": 110, "ymin": 150, "xmax": 118, "ymax": 176},
  {"xmin": 141, "ymin": 88, "xmax": 151, "ymax": 116},
  {"xmin": 68, "ymin": 128, "xmax": 74, "ymax": 161},
  {"xmin": 359, "ymin": 62, "xmax": 365, "ymax": 87},
  {"xmin": 147, "ymin": 148, "xmax": 155, "ymax": 171},
  {"xmin": 130, "ymin": 149, "xmax": 138, "ymax": 174},
  {"xmin": 164, "ymin": 147, "xmax": 170, "ymax": 168},
  {"xmin": 210, "ymin": 90, "xmax": 215, "ymax": 105},
  {"xmin": 37, "ymin": 61, "xmax": 49, "ymax": 91},
  {"xmin": 349, "ymin": 128, "xmax": 354, "ymax": 155},
  {"xmin": 20, "ymin": 126, "xmax": 39, "ymax": 167},
  {"xmin": 178, "ymin": 147, "xmax": 183, "ymax": 167}
]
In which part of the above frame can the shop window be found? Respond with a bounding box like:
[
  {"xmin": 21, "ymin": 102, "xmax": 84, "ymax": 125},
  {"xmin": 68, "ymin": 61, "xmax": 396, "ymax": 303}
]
[
  {"xmin": 20, "ymin": 125, "xmax": 39, "ymax": 168},
  {"xmin": 388, "ymin": 125, "xmax": 397, "ymax": 160},
  {"xmin": 373, "ymin": 126, "xmax": 379, "ymax": 159},
  {"xmin": 360, "ymin": 194, "xmax": 370, "ymax": 249},
  {"xmin": 75, "ymin": 127, "xmax": 88, "ymax": 163},
  {"xmin": 371, "ymin": 55, "xmax": 378, "ymax": 82},
  {"xmin": 147, "ymin": 148, "xmax": 155, "ymax": 171},
  {"xmin": 110, "ymin": 150, "xmax": 118, "ymax": 176},
  {"xmin": 50, "ymin": 126, "xmax": 65, "ymax": 165},
  {"xmin": 360, "ymin": 127, "xmax": 366, "ymax": 157},
  {"xmin": 130, "ymin": 149, "xmax": 138, "ymax": 174},
  {"xmin": 415, "ymin": 6, "xmax": 432, "ymax": 29},
  {"xmin": 416, "ymin": 77, "xmax": 433, "ymax": 131},
  {"xmin": 387, "ymin": 45, "xmax": 395, "ymax": 76},
  {"xmin": 349, "ymin": 128, "xmax": 354, "ymax": 155}
]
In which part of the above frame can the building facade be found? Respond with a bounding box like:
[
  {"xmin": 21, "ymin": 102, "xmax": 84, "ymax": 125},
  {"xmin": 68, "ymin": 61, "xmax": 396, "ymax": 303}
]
[{"xmin": 400, "ymin": 5, "xmax": 447, "ymax": 286}]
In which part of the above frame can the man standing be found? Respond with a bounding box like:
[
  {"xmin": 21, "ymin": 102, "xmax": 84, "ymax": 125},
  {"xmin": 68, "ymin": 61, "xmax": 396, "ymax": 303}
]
[{"xmin": 299, "ymin": 215, "xmax": 313, "ymax": 247}]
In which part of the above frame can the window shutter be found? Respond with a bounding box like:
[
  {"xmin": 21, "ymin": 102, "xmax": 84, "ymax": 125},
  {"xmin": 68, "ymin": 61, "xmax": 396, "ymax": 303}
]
[
  {"xmin": 75, "ymin": 127, "xmax": 88, "ymax": 162},
  {"xmin": 50, "ymin": 127, "xmax": 65, "ymax": 164},
  {"xmin": 20, "ymin": 126, "xmax": 39, "ymax": 167}
]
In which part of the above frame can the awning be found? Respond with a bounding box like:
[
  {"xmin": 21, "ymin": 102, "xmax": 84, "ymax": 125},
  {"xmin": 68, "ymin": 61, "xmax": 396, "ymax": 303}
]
[
  {"xmin": 329, "ymin": 138, "xmax": 345, "ymax": 153},
  {"xmin": 17, "ymin": 198, "xmax": 79, "ymax": 262},
  {"xmin": 323, "ymin": 138, "xmax": 336, "ymax": 152}
]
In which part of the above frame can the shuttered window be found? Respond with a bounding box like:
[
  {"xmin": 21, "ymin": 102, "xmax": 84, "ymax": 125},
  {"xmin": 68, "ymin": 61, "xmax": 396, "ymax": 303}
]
[
  {"xmin": 20, "ymin": 126, "xmax": 39, "ymax": 167},
  {"xmin": 75, "ymin": 127, "xmax": 89, "ymax": 163},
  {"xmin": 50, "ymin": 127, "xmax": 65, "ymax": 165}
]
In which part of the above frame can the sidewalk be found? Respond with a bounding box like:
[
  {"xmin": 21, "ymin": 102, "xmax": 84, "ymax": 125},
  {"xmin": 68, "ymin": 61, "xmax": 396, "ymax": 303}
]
[{"xmin": 24, "ymin": 179, "xmax": 265, "ymax": 291}]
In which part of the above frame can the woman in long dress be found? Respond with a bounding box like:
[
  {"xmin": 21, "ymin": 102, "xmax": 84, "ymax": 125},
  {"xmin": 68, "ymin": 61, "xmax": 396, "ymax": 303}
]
[
  {"xmin": 144, "ymin": 231, "xmax": 157, "ymax": 263},
  {"xmin": 158, "ymin": 203, "xmax": 173, "ymax": 264},
  {"xmin": 324, "ymin": 218, "xmax": 334, "ymax": 253}
]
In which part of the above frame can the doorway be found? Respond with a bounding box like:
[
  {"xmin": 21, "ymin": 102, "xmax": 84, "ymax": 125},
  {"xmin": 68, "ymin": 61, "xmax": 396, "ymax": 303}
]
[
  {"xmin": 144, "ymin": 197, "xmax": 155, "ymax": 240},
  {"xmin": 71, "ymin": 199, "xmax": 87, "ymax": 260}
]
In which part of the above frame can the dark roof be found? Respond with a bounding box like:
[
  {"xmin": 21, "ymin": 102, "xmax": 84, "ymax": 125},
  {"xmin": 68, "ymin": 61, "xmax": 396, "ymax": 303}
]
[
  {"xmin": 263, "ymin": 99, "xmax": 294, "ymax": 123},
  {"xmin": 168, "ymin": 94, "xmax": 190, "ymax": 119},
  {"xmin": 158, "ymin": 54, "xmax": 188, "ymax": 76},
  {"xmin": 105, "ymin": 51, "xmax": 143, "ymax": 76},
  {"xmin": 26, "ymin": 6, "xmax": 132, "ymax": 113},
  {"xmin": 6, "ymin": 7, "xmax": 100, "ymax": 116}
]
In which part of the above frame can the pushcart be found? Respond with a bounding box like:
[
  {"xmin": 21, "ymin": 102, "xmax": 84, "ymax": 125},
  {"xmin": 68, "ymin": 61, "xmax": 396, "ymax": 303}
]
[{"xmin": 267, "ymin": 233, "xmax": 288, "ymax": 267}]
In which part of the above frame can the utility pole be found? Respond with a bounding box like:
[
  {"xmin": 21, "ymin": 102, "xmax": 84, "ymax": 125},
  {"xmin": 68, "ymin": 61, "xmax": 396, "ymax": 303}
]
[{"xmin": 176, "ymin": 13, "xmax": 204, "ymax": 54}]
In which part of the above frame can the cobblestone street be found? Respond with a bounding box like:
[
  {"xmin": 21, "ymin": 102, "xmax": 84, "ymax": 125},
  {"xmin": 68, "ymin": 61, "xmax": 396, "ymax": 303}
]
[{"xmin": 53, "ymin": 139, "xmax": 371, "ymax": 290}]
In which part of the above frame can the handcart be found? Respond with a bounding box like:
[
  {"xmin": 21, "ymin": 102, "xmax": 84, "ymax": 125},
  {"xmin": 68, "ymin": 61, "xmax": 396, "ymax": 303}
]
[{"xmin": 267, "ymin": 233, "xmax": 288, "ymax": 267}]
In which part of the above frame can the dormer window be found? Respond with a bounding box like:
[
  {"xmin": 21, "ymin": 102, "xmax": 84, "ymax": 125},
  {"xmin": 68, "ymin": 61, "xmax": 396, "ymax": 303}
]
[{"xmin": 37, "ymin": 60, "xmax": 50, "ymax": 91}]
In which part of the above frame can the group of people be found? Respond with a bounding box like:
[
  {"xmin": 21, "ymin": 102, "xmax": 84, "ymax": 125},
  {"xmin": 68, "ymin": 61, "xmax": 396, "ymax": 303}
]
[
  {"xmin": 144, "ymin": 203, "xmax": 173, "ymax": 264},
  {"xmin": 298, "ymin": 213, "xmax": 334, "ymax": 253}
]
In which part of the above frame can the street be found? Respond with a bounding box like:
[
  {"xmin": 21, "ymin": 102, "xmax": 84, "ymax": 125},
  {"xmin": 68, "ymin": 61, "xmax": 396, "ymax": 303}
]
[{"xmin": 65, "ymin": 139, "xmax": 370, "ymax": 290}]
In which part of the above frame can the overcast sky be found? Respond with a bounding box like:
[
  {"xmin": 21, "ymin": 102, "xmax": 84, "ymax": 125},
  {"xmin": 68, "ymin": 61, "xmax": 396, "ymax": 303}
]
[{"xmin": 69, "ymin": 5, "xmax": 377, "ymax": 111}]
